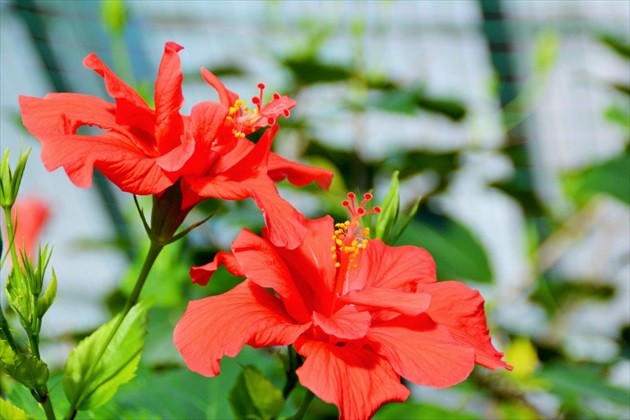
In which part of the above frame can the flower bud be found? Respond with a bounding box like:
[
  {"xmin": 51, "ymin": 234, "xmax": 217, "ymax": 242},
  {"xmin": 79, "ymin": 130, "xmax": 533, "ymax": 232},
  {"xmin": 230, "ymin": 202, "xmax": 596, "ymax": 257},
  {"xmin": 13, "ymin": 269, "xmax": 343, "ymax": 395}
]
[{"xmin": 0, "ymin": 148, "xmax": 31, "ymax": 209}]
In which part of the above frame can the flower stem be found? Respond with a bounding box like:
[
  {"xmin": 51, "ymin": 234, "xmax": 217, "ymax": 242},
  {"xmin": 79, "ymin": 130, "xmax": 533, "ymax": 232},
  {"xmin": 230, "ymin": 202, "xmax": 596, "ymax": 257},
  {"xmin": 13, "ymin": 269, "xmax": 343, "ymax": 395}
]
[
  {"xmin": 291, "ymin": 389, "xmax": 315, "ymax": 420},
  {"xmin": 39, "ymin": 391, "xmax": 56, "ymax": 420},
  {"xmin": 1, "ymin": 206, "xmax": 20, "ymax": 351},
  {"xmin": 2, "ymin": 206, "xmax": 55, "ymax": 418},
  {"xmin": 64, "ymin": 240, "xmax": 164, "ymax": 419},
  {"xmin": 125, "ymin": 240, "xmax": 164, "ymax": 310}
]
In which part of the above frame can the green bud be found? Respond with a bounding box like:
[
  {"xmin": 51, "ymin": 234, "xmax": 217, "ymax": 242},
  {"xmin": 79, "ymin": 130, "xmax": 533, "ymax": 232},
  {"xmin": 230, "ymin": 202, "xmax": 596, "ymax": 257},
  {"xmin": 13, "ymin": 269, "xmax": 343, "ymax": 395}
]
[
  {"xmin": 375, "ymin": 171, "xmax": 401, "ymax": 241},
  {"xmin": 5, "ymin": 267, "xmax": 34, "ymax": 334},
  {"xmin": 6, "ymin": 245, "xmax": 55, "ymax": 335},
  {"xmin": 375, "ymin": 171, "xmax": 421, "ymax": 244},
  {"xmin": 0, "ymin": 148, "xmax": 31, "ymax": 209}
]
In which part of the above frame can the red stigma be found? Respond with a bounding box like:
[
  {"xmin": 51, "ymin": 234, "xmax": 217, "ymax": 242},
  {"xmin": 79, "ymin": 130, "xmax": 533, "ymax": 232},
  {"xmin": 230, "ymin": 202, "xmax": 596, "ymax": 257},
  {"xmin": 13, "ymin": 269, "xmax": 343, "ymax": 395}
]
[
  {"xmin": 341, "ymin": 190, "xmax": 381, "ymax": 222},
  {"xmin": 257, "ymin": 83, "xmax": 266, "ymax": 90},
  {"xmin": 273, "ymin": 93, "xmax": 280, "ymax": 100}
]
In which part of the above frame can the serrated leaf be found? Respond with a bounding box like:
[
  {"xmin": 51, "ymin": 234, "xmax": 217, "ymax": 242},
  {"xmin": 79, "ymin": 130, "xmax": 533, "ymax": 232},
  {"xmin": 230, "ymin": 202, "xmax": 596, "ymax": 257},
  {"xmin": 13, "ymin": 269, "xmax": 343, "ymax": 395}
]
[
  {"xmin": 63, "ymin": 301, "xmax": 150, "ymax": 411},
  {"xmin": 375, "ymin": 171, "xmax": 400, "ymax": 241},
  {"xmin": 396, "ymin": 214, "xmax": 493, "ymax": 283},
  {"xmin": 37, "ymin": 270, "xmax": 57, "ymax": 318},
  {"xmin": 229, "ymin": 366, "xmax": 284, "ymax": 420},
  {"xmin": 0, "ymin": 338, "xmax": 49, "ymax": 389},
  {"xmin": 0, "ymin": 397, "xmax": 31, "ymax": 419}
]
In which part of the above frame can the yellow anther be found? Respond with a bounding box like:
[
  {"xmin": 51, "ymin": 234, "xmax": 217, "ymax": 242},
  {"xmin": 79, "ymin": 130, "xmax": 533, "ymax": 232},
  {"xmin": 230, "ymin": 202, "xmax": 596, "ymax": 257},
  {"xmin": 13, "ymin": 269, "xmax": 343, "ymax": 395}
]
[{"xmin": 335, "ymin": 262, "xmax": 341, "ymax": 268}]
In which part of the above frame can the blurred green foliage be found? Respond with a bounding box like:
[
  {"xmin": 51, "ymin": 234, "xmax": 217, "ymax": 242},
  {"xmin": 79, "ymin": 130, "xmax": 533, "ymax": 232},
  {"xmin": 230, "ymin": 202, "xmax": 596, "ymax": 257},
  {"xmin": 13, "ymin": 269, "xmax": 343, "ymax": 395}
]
[{"xmin": 2, "ymin": 1, "xmax": 629, "ymax": 419}]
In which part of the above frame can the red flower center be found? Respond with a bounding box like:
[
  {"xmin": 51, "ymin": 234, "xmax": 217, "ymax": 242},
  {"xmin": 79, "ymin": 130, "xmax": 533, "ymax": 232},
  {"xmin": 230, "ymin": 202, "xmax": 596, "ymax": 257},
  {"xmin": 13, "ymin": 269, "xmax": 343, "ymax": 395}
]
[
  {"xmin": 330, "ymin": 192, "xmax": 381, "ymax": 304},
  {"xmin": 224, "ymin": 83, "xmax": 288, "ymax": 138}
]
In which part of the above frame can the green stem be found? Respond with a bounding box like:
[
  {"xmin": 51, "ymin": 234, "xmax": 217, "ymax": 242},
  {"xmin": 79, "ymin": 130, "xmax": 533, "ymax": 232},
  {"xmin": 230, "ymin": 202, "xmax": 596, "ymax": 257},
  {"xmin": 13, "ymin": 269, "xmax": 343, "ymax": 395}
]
[
  {"xmin": 2, "ymin": 206, "xmax": 21, "ymax": 275},
  {"xmin": 64, "ymin": 240, "xmax": 164, "ymax": 419},
  {"xmin": 0, "ymin": 207, "xmax": 20, "ymax": 350},
  {"xmin": 283, "ymin": 345, "xmax": 299, "ymax": 398},
  {"xmin": 3, "ymin": 207, "xmax": 55, "ymax": 418},
  {"xmin": 291, "ymin": 389, "xmax": 315, "ymax": 420},
  {"xmin": 40, "ymin": 392, "xmax": 56, "ymax": 420}
]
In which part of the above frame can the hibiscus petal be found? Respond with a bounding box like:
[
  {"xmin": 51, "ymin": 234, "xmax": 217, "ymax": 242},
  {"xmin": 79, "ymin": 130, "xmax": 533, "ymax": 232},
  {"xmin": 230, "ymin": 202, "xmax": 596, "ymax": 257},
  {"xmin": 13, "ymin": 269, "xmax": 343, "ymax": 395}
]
[
  {"xmin": 267, "ymin": 152, "xmax": 333, "ymax": 190},
  {"xmin": 348, "ymin": 240, "xmax": 437, "ymax": 292},
  {"xmin": 295, "ymin": 339, "xmax": 410, "ymax": 420},
  {"xmin": 312, "ymin": 306, "xmax": 371, "ymax": 340},
  {"xmin": 10, "ymin": 197, "xmax": 50, "ymax": 260},
  {"xmin": 338, "ymin": 287, "xmax": 431, "ymax": 316},
  {"xmin": 274, "ymin": 216, "xmax": 337, "ymax": 312},
  {"xmin": 219, "ymin": 124, "xmax": 277, "ymax": 177},
  {"xmin": 19, "ymin": 90, "xmax": 176, "ymax": 195},
  {"xmin": 83, "ymin": 52, "xmax": 154, "ymax": 133},
  {"xmin": 189, "ymin": 251, "xmax": 244, "ymax": 285},
  {"xmin": 151, "ymin": 42, "xmax": 187, "ymax": 159},
  {"xmin": 19, "ymin": 93, "xmax": 118, "ymax": 135},
  {"xmin": 232, "ymin": 229, "xmax": 310, "ymax": 322},
  {"xmin": 201, "ymin": 67, "xmax": 239, "ymax": 107},
  {"xmin": 174, "ymin": 280, "xmax": 309, "ymax": 377},
  {"xmin": 418, "ymin": 281, "xmax": 512, "ymax": 370},
  {"xmin": 367, "ymin": 314, "xmax": 476, "ymax": 388}
]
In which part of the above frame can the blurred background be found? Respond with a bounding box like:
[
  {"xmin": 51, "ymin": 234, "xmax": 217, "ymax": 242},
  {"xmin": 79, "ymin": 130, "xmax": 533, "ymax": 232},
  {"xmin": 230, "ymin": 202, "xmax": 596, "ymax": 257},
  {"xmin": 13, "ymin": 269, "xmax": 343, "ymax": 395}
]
[{"xmin": 1, "ymin": 0, "xmax": 628, "ymax": 418}]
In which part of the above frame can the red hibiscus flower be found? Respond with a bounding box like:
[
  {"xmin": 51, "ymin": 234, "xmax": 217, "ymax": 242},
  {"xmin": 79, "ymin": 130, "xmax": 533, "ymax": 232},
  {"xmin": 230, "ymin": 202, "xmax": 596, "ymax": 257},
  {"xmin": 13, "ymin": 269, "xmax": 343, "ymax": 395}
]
[
  {"xmin": 19, "ymin": 42, "xmax": 332, "ymax": 248},
  {"xmin": 5, "ymin": 196, "xmax": 50, "ymax": 260},
  {"xmin": 175, "ymin": 70, "xmax": 332, "ymax": 248},
  {"xmin": 174, "ymin": 193, "xmax": 511, "ymax": 419},
  {"xmin": 19, "ymin": 42, "xmax": 193, "ymax": 195}
]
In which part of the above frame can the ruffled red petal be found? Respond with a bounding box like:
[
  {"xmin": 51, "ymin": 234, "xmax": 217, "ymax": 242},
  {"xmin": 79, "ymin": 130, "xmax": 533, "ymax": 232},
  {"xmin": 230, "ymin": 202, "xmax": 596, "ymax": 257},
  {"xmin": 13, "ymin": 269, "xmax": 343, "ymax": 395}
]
[
  {"xmin": 338, "ymin": 287, "xmax": 431, "ymax": 317},
  {"xmin": 367, "ymin": 314, "xmax": 476, "ymax": 388},
  {"xmin": 174, "ymin": 280, "xmax": 309, "ymax": 377},
  {"xmin": 267, "ymin": 152, "xmax": 333, "ymax": 190},
  {"xmin": 348, "ymin": 240, "xmax": 437, "ymax": 292},
  {"xmin": 418, "ymin": 281, "xmax": 512, "ymax": 370},
  {"xmin": 189, "ymin": 251, "xmax": 243, "ymax": 286},
  {"xmin": 295, "ymin": 339, "xmax": 410, "ymax": 420}
]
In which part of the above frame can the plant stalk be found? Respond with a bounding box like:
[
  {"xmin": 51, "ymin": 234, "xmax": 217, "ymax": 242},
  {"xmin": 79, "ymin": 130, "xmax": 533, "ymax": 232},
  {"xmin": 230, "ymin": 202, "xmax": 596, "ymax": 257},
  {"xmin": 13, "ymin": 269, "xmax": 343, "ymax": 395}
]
[
  {"xmin": 64, "ymin": 240, "xmax": 164, "ymax": 419},
  {"xmin": 291, "ymin": 389, "xmax": 315, "ymax": 420}
]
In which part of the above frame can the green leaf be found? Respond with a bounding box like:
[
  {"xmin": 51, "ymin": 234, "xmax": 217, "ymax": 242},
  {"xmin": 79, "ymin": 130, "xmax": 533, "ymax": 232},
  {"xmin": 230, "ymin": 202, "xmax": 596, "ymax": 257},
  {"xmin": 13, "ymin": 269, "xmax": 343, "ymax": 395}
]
[
  {"xmin": 229, "ymin": 366, "xmax": 285, "ymax": 420},
  {"xmin": 0, "ymin": 338, "xmax": 49, "ymax": 389},
  {"xmin": 391, "ymin": 196, "xmax": 421, "ymax": 242},
  {"xmin": 0, "ymin": 397, "xmax": 31, "ymax": 419},
  {"xmin": 63, "ymin": 300, "xmax": 150, "ymax": 411},
  {"xmin": 369, "ymin": 86, "xmax": 467, "ymax": 121},
  {"xmin": 562, "ymin": 150, "xmax": 630, "ymax": 205},
  {"xmin": 375, "ymin": 171, "xmax": 400, "ymax": 241},
  {"xmin": 283, "ymin": 56, "xmax": 352, "ymax": 85},
  {"xmin": 374, "ymin": 401, "xmax": 480, "ymax": 419},
  {"xmin": 599, "ymin": 33, "xmax": 630, "ymax": 60},
  {"xmin": 36, "ymin": 269, "xmax": 57, "ymax": 318},
  {"xmin": 396, "ymin": 213, "xmax": 493, "ymax": 283},
  {"xmin": 540, "ymin": 363, "xmax": 629, "ymax": 407}
]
